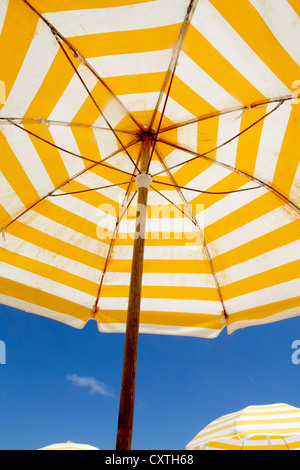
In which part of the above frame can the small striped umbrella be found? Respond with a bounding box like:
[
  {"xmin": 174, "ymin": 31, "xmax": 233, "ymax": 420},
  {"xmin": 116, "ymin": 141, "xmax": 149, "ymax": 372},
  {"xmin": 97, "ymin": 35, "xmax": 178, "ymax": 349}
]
[
  {"xmin": 0, "ymin": 0, "xmax": 300, "ymax": 450},
  {"xmin": 186, "ymin": 403, "xmax": 300, "ymax": 450},
  {"xmin": 39, "ymin": 440, "xmax": 100, "ymax": 450}
]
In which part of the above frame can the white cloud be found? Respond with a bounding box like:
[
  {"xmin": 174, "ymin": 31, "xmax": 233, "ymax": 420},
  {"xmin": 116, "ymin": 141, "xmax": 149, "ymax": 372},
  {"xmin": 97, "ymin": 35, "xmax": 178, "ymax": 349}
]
[{"xmin": 66, "ymin": 374, "xmax": 115, "ymax": 398}]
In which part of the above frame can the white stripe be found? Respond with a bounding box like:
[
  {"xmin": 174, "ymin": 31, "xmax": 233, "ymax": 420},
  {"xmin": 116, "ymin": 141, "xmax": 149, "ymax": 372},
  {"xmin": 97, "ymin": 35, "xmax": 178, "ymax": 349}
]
[
  {"xmin": 17, "ymin": 211, "xmax": 109, "ymax": 257},
  {"xmin": 118, "ymin": 216, "xmax": 198, "ymax": 234},
  {"xmin": 89, "ymin": 49, "xmax": 172, "ymax": 78},
  {"xmin": 215, "ymin": 110, "xmax": 242, "ymax": 168},
  {"xmin": 0, "ymin": 19, "xmax": 59, "ymax": 117},
  {"xmin": 111, "ymin": 244, "xmax": 207, "ymax": 260},
  {"xmin": 0, "ymin": 293, "xmax": 85, "ymax": 329},
  {"xmin": 49, "ymin": 192, "xmax": 118, "ymax": 228},
  {"xmin": 49, "ymin": 64, "xmax": 98, "ymax": 122},
  {"xmin": 218, "ymin": 240, "xmax": 300, "ymax": 285},
  {"xmin": 254, "ymin": 100, "xmax": 293, "ymax": 185},
  {"xmin": 228, "ymin": 305, "xmax": 300, "ymax": 333},
  {"xmin": 0, "ymin": 125, "xmax": 55, "ymax": 197},
  {"xmin": 147, "ymin": 188, "xmax": 185, "ymax": 206},
  {"xmin": 98, "ymin": 322, "xmax": 223, "ymax": 338},
  {"xmin": 237, "ymin": 423, "xmax": 300, "ymax": 432},
  {"xmin": 119, "ymin": 221, "xmax": 200, "ymax": 241},
  {"xmin": 75, "ymin": 171, "xmax": 126, "ymax": 203},
  {"xmin": 208, "ymin": 205, "xmax": 297, "ymax": 257},
  {"xmin": 119, "ymin": 92, "xmax": 196, "ymax": 123},
  {"xmin": 2, "ymin": 234, "xmax": 103, "ymax": 283},
  {"xmin": 191, "ymin": 0, "xmax": 291, "ymax": 97},
  {"xmin": 177, "ymin": 122, "xmax": 198, "ymax": 153},
  {"xmin": 184, "ymin": 163, "xmax": 233, "ymax": 202},
  {"xmin": 289, "ymin": 162, "xmax": 300, "ymax": 208},
  {"xmin": 148, "ymin": 159, "xmax": 167, "ymax": 175},
  {"xmin": 44, "ymin": 0, "xmax": 188, "ymax": 36},
  {"xmin": 103, "ymin": 272, "xmax": 215, "ymax": 288},
  {"xmin": 0, "ymin": 171, "xmax": 26, "ymax": 218},
  {"xmin": 225, "ymin": 278, "xmax": 300, "ymax": 313},
  {"xmin": 0, "ymin": 0, "xmax": 8, "ymax": 36},
  {"xmin": 164, "ymin": 149, "xmax": 197, "ymax": 172},
  {"xmin": 98, "ymin": 297, "xmax": 222, "ymax": 315},
  {"xmin": 0, "ymin": 263, "xmax": 95, "ymax": 308},
  {"xmin": 200, "ymin": 184, "xmax": 267, "ymax": 229},
  {"xmin": 176, "ymin": 52, "xmax": 241, "ymax": 109},
  {"xmin": 48, "ymin": 126, "xmax": 85, "ymax": 176},
  {"xmin": 250, "ymin": 0, "xmax": 300, "ymax": 67},
  {"xmin": 93, "ymin": 99, "xmax": 128, "ymax": 131}
]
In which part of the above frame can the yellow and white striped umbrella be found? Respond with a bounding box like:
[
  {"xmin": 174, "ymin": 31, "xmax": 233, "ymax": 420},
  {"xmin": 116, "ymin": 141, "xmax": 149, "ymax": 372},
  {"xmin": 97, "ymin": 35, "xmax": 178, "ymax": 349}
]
[
  {"xmin": 1, "ymin": 0, "xmax": 300, "ymax": 451},
  {"xmin": 186, "ymin": 403, "xmax": 300, "ymax": 450},
  {"xmin": 0, "ymin": 0, "xmax": 299, "ymax": 338},
  {"xmin": 39, "ymin": 440, "xmax": 99, "ymax": 450}
]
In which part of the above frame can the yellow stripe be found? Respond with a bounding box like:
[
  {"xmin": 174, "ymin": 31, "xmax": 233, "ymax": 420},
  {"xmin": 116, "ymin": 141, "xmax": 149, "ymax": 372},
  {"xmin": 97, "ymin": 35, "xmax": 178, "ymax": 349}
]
[
  {"xmin": 184, "ymin": 173, "xmax": 252, "ymax": 209},
  {"xmin": 171, "ymin": 156, "xmax": 214, "ymax": 187},
  {"xmin": 8, "ymin": 221, "xmax": 107, "ymax": 271},
  {"xmin": 115, "ymin": 234, "xmax": 203, "ymax": 246},
  {"xmin": 288, "ymin": 0, "xmax": 300, "ymax": 17},
  {"xmin": 22, "ymin": 124, "xmax": 70, "ymax": 188},
  {"xmin": 97, "ymin": 310, "xmax": 223, "ymax": 329},
  {"xmin": 205, "ymin": 192, "xmax": 282, "ymax": 242},
  {"xmin": 213, "ymin": 220, "xmax": 300, "ymax": 271},
  {"xmin": 182, "ymin": 24, "xmax": 265, "ymax": 104},
  {"xmin": 100, "ymin": 285, "xmax": 219, "ymax": 301},
  {"xmin": 235, "ymin": 106, "xmax": 267, "ymax": 177},
  {"xmin": 272, "ymin": 102, "xmax": 300, "ymax": 200},
  {"xmin": 69, "ymin": 24, "xmax": 180, "ymax": 58},
  {"xmin": 60, "ymin": 181, "xmax": 120, "ymax": 214},
  {"xmin": 0, "ymin": 0, "xmax": 38, "ymax": 105},
  {"xmin": 0, "ymin": 248, "xmax": 99, "ymax": 297},
  {"xmin": 197, "ymin": 116, "xmax": 219, "ymax": 157},
  {"xmin": 169, "ymin": 75, "xmax": 216, "ymax": 118},
  {"xmin": 29, "ymin": 0, "xmax": 155, "ymax": 14},
  {"xmin": 71, "ymin": 81, "xmax": 112, "ymax": 126},
  {"xmin": 107, "ymin": 259, "xmax": 212, "ymax": 274},
  {"xmin": 71, "ymin": 127, "xmax": 102, "ymax": 171},
  {"xmin": 33, "ymin": 200, "xmax": 109, "ymax": 242},
  {"xmin": 0, "ymin": 276, "xmax": 91, "ymax": 321},
  {"xmin": 0, "ymin": 130, "xmax": 40, "ymax": 209},
  {"xmin": 0, "ymin": 206, "xmax": 12, "ymax": 231},
  {"xmin": 228, "ymin": 296, "xmax": 300, "ymax": 325},
  {"xmin": 23, "ymin": 49, "xmax": 78, "ymax": 119},
  {"xmin": 210, "ymin": 0, "xmax": 300, "ymax": 91},
  {"xmin": 222, "ymin": 260, "xmax": 300, "ymax": 301}
]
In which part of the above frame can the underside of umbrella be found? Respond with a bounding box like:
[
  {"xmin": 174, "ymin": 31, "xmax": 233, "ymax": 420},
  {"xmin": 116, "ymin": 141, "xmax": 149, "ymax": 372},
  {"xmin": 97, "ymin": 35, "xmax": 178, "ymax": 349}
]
[{"xmin": 0, "ymin": 0, "xmax": 300, "ymax": 449}]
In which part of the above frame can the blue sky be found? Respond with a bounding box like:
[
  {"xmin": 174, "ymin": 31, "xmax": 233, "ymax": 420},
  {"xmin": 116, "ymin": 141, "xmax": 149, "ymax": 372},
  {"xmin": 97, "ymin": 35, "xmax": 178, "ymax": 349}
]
[{"xmin": 0, "ymin": 303, "xmax": 300, "ymax": 450}]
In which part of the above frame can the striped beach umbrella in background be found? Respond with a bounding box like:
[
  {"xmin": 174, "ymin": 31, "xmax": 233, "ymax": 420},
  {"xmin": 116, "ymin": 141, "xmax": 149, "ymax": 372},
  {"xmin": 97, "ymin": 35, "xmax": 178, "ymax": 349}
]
[
  {"xmin": 39, "ymin": 440, "xmax": 100, "ymax": 450},
  {"xmin": 186, "ymin": 403, "xmax": 300, "ymax": 450},
  {"xmin": 0, "ymin": 0, "xmax": 299, "ymax": 449}
]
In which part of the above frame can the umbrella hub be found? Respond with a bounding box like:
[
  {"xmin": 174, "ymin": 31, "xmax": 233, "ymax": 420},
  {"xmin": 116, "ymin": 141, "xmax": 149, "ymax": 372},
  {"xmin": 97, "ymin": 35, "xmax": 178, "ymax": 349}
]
[
  {"xmin": 135, "ymin": 173, "xmax": 152, "ymax": 189},
  {"xmin": 137, "ymin": 126, "xmax": 157, "ymax": 141}
]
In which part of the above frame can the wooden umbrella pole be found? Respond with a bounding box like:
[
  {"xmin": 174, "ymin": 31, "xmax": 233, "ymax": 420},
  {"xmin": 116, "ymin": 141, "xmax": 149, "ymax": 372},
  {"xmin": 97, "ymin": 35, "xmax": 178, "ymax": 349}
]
[{"xmin": 116, "ymin": 133, "xmax": 153, "ymax": 450}]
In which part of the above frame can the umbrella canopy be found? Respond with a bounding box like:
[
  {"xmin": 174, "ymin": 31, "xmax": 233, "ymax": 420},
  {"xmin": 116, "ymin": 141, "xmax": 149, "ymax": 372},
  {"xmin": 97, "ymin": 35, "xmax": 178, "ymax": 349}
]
[
  {"xmin": 186, "ymin": 403, "xmax": 300, "ymax": 450},
  {"xmin": 0, "ymin": 0, "xmax": 300, "ymax": 449},
  {"xmin": 39, "ymin": 440, "xmax": 99, "ymax": 450}
]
